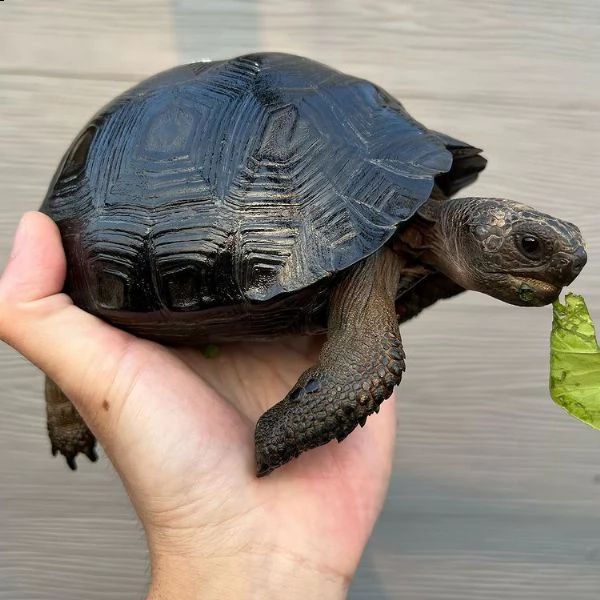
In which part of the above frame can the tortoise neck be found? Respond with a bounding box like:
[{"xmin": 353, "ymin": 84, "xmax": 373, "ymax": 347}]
[{"xmin": 393, "ymin": 196, "xmax": 478, "ymax": 287}]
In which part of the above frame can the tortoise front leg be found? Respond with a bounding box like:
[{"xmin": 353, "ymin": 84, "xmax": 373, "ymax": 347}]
[
  {"xmin": 255, "ymin": 247, "xmax": 405, "ymax": 476},
  {"xmin": 45, "ymin": 376, "xmax": 98, "ymax": 470}
]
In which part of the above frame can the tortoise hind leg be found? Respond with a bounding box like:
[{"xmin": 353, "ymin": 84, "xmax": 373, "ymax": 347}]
[
  {"xmin": 45, "ymin": 376, "xmax": 98, "ymax": 470},
  {"xmin": 255, "ymin": 247, "xmax": 405, "ymax": 476}
]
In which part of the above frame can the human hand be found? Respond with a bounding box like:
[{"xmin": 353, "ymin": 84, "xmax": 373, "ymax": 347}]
[{"xmin": 0, "ymin": 212, "xmax": 397, "ymax": 599}]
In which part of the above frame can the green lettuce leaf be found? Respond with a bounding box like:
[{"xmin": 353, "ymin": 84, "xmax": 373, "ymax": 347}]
[{"xmin": 550, "ymin": 293, "xmax": 600, "ymax": 428}]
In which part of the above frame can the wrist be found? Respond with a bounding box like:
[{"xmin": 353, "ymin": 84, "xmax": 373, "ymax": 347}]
[{"xmin": 147, "ymin": 549, "xmax": 350, "ymax": 600}]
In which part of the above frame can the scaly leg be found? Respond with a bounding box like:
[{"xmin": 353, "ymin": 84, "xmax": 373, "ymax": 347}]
[
  {"xmin": 45, "ymin": 376, "xmax": 97, "ymax": 470},
  {"xmin": 255, "ymin": 247, "xmax": 405, "ymax": 476}
]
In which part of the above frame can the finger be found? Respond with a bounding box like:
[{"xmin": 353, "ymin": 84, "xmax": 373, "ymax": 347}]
[{"xmin": 0, "ymin": 212, "xmax": 66, "ymax": 304}]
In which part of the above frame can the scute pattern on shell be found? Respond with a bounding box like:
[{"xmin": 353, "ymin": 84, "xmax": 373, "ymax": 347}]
[{"xmin": 42, "ymin": 53, "xmax": 474, "ymax": 322}]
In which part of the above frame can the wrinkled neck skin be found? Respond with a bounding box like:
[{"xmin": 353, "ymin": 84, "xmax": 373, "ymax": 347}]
[
  {"xmin": 414, "ymin": 196, "xmax": 479, "ymax": 289},
  {"xmin": 397, "ymin": 196, "xmax": 474, "ymax": 289}
]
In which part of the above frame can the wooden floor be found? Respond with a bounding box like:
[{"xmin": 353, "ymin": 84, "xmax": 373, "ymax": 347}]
[{"xmin": 1, "ymin": 1, "xmax": 600, "ymax": 598}]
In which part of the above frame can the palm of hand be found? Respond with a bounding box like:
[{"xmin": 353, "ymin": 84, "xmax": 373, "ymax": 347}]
[{"xmin": 116, "ymin": 337, "xmax": 396, "ymax": 578}]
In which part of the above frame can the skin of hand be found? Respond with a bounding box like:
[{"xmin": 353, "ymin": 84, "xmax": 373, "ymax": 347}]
[{"xmin": 0, "ymin": 212, "xmax": 397, "ymax": 600}]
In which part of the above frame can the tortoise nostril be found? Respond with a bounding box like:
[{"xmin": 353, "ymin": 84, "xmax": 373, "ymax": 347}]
[{"xmin": 571, "ymin": 247, "xmax": 587, "ymax": 276}]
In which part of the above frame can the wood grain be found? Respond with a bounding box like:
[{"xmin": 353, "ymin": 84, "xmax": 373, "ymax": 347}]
[{"xmin": 1, "ymin": 1, "xmax": 599, "ymax": 599}]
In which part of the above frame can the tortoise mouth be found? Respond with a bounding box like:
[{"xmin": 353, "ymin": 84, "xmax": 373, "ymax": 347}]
[{"xmin": 510, "ymin": 276, "xmax": 561, "ymax": 306}]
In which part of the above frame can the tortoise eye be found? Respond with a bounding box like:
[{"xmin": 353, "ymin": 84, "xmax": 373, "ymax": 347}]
[{"xmin": 518, "ymin": 234, "xmax": 543, "ymax": 260}]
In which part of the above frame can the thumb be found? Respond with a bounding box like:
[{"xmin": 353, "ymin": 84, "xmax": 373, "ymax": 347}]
[
  {"xmin": 0, "ymin": 211, "xmax": 66, "ymax": 304},
  {"xmin": 0, "ymin": 212, "xmax": 138, "ymax": 431}
]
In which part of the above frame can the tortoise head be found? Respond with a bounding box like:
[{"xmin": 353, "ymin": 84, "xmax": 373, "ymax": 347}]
[{"xmin": 426, "ymin": 197, "xmax": 586, "ymax": 306}]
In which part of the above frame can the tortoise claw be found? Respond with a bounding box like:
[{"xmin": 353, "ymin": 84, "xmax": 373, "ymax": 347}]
[
  {"xmin": 84, "ymin": 446, "xmax": 99, "ymax": 463},
  {"xmin": 58, "ymin": 439, "xmax": 98, "ymax": 471}
]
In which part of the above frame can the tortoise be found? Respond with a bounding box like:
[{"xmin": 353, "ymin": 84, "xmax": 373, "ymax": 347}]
[{"xmin": 41, "ymin": 52, "xmax": 587, "ymax": 476}]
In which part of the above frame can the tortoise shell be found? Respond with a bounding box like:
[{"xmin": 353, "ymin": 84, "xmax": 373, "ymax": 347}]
[{"xmin": 41, "ymin": 52, "xmax": 485, "ymax": 342}]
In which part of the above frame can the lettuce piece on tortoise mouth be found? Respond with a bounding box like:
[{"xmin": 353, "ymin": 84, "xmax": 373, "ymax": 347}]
[{"xmin": 550, "ymin": 293, "xmax": 600, "ymax": 429}]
